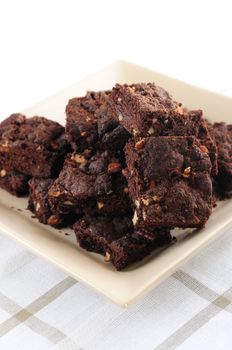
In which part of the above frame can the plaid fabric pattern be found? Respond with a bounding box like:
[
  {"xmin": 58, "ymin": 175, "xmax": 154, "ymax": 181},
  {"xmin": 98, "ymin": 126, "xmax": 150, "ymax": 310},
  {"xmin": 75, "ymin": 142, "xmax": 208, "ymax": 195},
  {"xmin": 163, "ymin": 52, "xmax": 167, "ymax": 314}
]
[{"xmin": 1, "ymin": 226, "xmax": 232, "ymax": 349}]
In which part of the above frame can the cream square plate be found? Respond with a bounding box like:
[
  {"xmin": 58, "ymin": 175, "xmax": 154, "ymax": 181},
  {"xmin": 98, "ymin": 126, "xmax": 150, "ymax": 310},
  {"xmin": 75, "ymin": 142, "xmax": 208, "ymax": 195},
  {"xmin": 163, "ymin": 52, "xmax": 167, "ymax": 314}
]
[{"xmin": 0, "ymin": 61, "xmax": 232, "ymax": 307}]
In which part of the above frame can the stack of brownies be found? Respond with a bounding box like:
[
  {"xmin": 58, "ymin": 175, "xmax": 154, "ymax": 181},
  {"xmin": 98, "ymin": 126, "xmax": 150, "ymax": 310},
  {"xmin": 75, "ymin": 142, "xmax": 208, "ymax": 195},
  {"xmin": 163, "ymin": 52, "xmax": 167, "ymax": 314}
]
[{"xmin": 0, "ymin": 83, "xmax": 231, "ymax": 270}]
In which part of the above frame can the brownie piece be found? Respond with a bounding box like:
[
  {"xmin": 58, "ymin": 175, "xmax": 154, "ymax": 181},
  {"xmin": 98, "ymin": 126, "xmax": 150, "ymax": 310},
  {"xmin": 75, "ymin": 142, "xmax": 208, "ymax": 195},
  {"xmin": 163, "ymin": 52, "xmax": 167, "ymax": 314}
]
[
  {"xmin": 48, "ymin": 151, "xmax": 131, "ymax": 217},
  {"xmin": 73, "ymin": 215, "xmax": 172, "ymax": 270},
  {"xmin": 74, "ymin": 215, "xmax": 133, "ymax": 255},
  {"xmin": 111, "ymin": 83, "xmax": 217, "ymax": 174},
  {"xmin": 66, "ymin": 90, "xmax": 130, "ymax": 153},
  {"xmin": 0, "ymin": 163, "xmax": 29, "ymax": 196},
  {"xmin": 208, "ymin": 122, "xmax": 232, "ymax": 198},
  {"xmin": 65, "ymin": 91, "xmax": 104, "ymax": 152},
  {"xmin": 0, "ymin": 114, "xmax": 68, "ymax": 178},
  {"xmin": 111, "ymin": 83, "xmax": 179, "ymax": 136},
  {"xmin": 109, "ymin": 229, "xmax": 172, "ymax": 271},
  {"xmin": 125, "ymin": 136, "xmax": 213, "ymax": 229},
  {"xmin": 28, "ymin": 178, "xmax": 73, "ymax": 227}
]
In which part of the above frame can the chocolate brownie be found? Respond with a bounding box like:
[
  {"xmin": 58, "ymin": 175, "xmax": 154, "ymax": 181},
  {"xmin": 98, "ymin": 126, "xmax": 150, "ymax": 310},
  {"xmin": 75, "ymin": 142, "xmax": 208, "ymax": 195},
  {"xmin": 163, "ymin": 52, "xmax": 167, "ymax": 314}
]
[
  {"xmin": 109, "ymin": 229, "xmax": 172, "ymax": 271},
  {"xmin": 65, "ymin": 91, "xmax": 103, "ymax": 152},
  {"xmin": 73, "ymin": 215, "xmax": 172, "ymax": 270},
  {"xmin": 48, "ymin": 151, "xmax": 131, "ymax": 217},
  {"xmin": 74, "ymin": 215, "xmax": 133, "ymax": 255},
  {"xmin": 66, "ymin": 90, "xmax": 130, "ymax": 153},
  {"xmin": 125, "ymin": 136, "xmax": 213, "ymax": 229},
  {"xmin": 208, "ymin": 122, "xmax": 232, "ymax": 198},
  {"xmin": 0, "ymin": 163, "xmax": 29, "ymax": 196},
  {"xmin": 28, "ymin": 178, "xmax": 73, "ymax": 227},
  {"xmin": 111, "ymin": 83, "xmax": 179, "ymax": 136},
  {"xmin": 0, "ymin": 114, "xmax": 68, "ymax": 178},
  {"xmin": 111, "ymin": 83, "xmax": 217, "ymax": 174}
]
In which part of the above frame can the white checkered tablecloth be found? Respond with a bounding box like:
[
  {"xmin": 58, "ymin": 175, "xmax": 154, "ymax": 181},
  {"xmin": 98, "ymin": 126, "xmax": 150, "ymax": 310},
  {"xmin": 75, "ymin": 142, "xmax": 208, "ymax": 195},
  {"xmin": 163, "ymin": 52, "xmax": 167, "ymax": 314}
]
[
  {"xmin": 1, "ymin": 227, "xmax": 232, "ymax": 350},
  {"xmin": 0, "ymin": 88, "xmax": 232, "ymax": 350}
]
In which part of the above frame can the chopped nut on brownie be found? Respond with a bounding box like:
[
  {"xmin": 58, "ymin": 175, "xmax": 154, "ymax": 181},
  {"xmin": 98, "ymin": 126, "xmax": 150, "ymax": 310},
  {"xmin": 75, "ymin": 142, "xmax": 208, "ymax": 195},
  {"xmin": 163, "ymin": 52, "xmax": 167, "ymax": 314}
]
[
  {"xmin": 0, "ymin": 162, "xmax": 29, "ymax": 196},
  {"xmin": 28, "ymin": 178, "xmax": 75, "ymax": 228},
  {"xmin": 48, "ymin": 151, "xmax": 131, "ymax": 217}
]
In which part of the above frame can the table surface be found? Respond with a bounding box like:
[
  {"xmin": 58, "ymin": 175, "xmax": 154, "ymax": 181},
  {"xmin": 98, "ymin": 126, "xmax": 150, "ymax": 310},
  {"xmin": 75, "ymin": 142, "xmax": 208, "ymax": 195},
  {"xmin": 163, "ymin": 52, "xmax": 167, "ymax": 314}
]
[
  {"xmin": 1, "ymin": 224, "xmax": 232, "ymax": 350},
  {"xmin": 1, "ymin": 2, "xmax": 232, "ymax": 348}
]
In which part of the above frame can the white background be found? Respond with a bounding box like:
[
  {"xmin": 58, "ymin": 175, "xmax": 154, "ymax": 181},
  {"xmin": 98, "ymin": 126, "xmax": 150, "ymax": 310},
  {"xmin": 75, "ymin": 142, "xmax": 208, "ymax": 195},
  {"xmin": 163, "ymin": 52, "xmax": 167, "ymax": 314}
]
[{"xmin": 0, "ymin": 0, "xmax": 232, "ymax": 116}]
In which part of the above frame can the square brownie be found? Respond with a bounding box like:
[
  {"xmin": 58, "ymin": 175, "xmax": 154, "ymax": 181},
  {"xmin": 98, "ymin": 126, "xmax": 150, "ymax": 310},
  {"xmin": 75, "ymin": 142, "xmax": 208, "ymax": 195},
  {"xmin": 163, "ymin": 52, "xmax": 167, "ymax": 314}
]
[
  {"xmin": 28, "ymin": 178, "xmax": 74, "ymax": 227},
  {"xmin": 125, "ymin": 136, "xmax": 213, "ymax": 229},
  {"xmin": 0, "ymin": 114, "xmax": 68, "ymax": 178},
  {"xmin": 65, "ymin": 91, "xmax": 103, "ymax": 152},
  {"xmin": 74, "ymin": 215, "xmax": 133, "ymax": 255},
  {"xmin": 66, "ymin": 90, "xmax": 130, "ymax": 153},
  {"xmin": 111, "ymin": 83, "xmax": 179, "ymax": 136},
  {"xmin": 73, "ymin": 215, "xmax": 172, "ymax": 270},
  {"xmin": 111, "ymin": 83, "xmax": 217, "ymax": 174},
  {"xmin": 208, "ymin": 122, "xmax": 232, "ymax": 198},
  {"xmin": 48, "ymin": 150, "xmax": 131, "ymax": 217},
  {"xmin": 109, "ymin": 228, "xmax": 172, "ymax": 271},
  {"xmin": 0, "ymin": 163, "xmax": 29, "ymax": 196}
]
